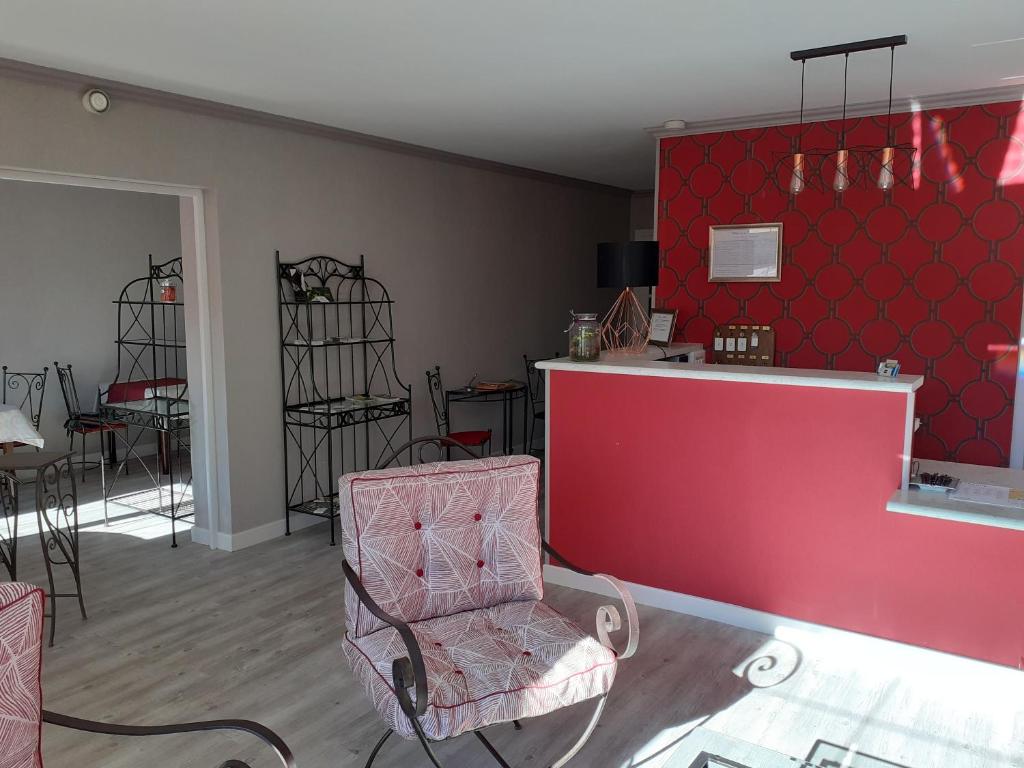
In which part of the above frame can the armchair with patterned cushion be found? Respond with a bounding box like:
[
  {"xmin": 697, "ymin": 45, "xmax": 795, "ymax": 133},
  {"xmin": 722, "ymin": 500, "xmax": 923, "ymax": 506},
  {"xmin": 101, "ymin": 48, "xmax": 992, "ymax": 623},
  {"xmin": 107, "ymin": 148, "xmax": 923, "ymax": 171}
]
[
  {"xmin": 340, "ymin": 453, "xmax": 638, "ymax": 767},
  {"xmin": 0, "ymin": 582, "xmax": 295, "ymax": 768}
]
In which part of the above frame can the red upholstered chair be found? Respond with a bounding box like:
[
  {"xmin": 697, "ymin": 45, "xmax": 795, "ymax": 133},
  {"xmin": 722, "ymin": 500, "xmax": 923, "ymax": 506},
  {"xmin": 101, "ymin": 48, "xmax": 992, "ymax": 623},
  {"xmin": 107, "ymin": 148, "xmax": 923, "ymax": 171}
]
[
  {"xmin": 0, "ymin": 582, "xmax": 295, "ymax": 768},
  {"xmin": 340, "ymin": 453, "xmax": 639, "ymax": 767},
  {"xmin": 424, "ymin": 366, "xmax": 492, "ymax": 456}
]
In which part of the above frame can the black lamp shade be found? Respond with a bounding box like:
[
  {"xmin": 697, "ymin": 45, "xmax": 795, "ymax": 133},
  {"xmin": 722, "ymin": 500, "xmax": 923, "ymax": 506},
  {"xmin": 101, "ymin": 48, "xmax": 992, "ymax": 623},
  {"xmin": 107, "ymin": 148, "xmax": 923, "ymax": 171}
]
[{"xmin": 597, "ymin": 241, "xmax": 660, "ymax": 288}]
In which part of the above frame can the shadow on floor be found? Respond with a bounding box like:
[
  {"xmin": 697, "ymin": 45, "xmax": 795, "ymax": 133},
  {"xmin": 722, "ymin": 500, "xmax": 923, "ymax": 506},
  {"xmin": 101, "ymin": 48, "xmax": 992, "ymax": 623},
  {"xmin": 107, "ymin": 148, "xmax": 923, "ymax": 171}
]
[{"xmin": 807, "ymin": 739, "xmax": 915, "ymax": 768}]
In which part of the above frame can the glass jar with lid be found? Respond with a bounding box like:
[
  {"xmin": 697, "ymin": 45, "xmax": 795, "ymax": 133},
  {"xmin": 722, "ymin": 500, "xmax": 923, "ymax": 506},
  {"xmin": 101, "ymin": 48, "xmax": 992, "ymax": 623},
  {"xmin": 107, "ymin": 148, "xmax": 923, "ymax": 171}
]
[
  {"xmin": 159, "ymin": 278, "xmax": 177, "ymax": 303},
  {"xmin": 567, "ymin": 312, "xmax": 601, "ymax": 362}
]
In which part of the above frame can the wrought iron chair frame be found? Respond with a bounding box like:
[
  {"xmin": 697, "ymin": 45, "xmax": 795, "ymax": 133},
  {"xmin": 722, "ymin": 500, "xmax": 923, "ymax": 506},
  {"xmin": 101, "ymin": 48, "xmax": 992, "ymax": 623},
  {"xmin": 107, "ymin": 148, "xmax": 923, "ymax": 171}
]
[
  {"xmin": 375, "ymin": 435, "xmax": 480, "ymax": 469},
  {"xmin": 34, "ymin": 457, "xmax": 87, "ymax": 647},
  {"xmin": 522, "ymin": 353, "xmax": 557, "ymax": 456},
  {"xmin": 425, "ymin": 367, "xmax": 492, "ymax": 457},
  {"xmin": 53, "ymin": 362, "xmax": 122, "ymax": 482},
  {"xmin": 40, "ymin": 709, "xmax": 296, "ymax": 768},
  {"xmin": 347, "ymin": 435, "xmax": 639, "ymax": 768},
  {"xmin": 1, "ymin": 365, "xmax": 49, "ymax": 437},
  {"xmin": 0, "ymin": 471, "xmax": 17, "ymax": 580}
]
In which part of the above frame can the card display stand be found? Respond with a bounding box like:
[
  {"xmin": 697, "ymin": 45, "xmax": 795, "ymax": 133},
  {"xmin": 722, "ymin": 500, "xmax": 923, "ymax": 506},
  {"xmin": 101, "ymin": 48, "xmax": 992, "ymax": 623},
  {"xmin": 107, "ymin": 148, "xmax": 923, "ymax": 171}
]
[{"xmin": 712, "ymin": 325, "xmax": 775, "ymax": 366}]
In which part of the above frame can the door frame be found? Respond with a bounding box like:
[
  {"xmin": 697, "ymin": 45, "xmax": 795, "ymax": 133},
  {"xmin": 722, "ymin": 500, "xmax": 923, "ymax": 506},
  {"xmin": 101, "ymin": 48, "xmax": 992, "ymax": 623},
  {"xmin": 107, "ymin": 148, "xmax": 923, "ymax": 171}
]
[{"xmin": 0, "ymin": 165, "xmax": 227, "ymax": 546}]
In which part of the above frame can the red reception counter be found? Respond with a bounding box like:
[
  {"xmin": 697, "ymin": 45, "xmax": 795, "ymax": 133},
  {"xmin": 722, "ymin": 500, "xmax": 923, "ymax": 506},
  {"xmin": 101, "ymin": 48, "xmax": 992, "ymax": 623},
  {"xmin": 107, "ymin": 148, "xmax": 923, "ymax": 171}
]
[{"xmin": 537, "ymin": 356, "xmax": 1024, "ymax": 667}]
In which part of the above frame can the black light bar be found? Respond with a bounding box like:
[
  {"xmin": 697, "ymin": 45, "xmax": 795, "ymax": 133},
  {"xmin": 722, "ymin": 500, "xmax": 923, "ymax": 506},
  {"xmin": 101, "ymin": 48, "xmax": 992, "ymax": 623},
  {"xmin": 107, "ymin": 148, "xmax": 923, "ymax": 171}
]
[{"xmin": 790, "ymin": 35, "xmax": 908, "ymax": 61}]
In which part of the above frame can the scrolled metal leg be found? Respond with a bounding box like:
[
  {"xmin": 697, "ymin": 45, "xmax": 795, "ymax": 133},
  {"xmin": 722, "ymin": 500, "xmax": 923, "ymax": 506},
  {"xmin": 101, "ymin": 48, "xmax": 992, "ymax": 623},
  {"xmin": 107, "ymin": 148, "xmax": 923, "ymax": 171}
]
[
  {"xmin": 0, "ymin": 474, "xmax": 18, "ymax": 581},
  {"xmin": 548, "ymin": 695, "xmax": 607, "ymax": 768},
  {"xmin": 408, "ymin": 716, "xmax": 446, "ymax": 768},
  {"xmin": 35, "ymin": 459, "xmax": 85, "ymax": 646},
  {"xmin": 363, "ymin": 728, "xmax": 393, "ymax": 768}
]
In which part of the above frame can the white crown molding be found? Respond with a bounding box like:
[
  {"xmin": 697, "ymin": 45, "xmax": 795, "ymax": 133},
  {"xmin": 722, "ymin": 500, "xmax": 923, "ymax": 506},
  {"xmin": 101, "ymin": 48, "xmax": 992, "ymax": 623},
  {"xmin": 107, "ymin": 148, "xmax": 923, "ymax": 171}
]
[
  {"xmin": 645, "ymin": 84, "xmax": 1024, "ymax": 139},
  {"xmin": 0, "ymin": 56, "xmax": 632, "ymax": 196}
]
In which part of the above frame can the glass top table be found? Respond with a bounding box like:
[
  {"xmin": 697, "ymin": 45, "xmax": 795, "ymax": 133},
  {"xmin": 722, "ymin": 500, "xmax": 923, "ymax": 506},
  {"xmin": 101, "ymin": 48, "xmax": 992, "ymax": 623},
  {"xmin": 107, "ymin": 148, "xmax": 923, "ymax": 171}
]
[
  {"xmin": 100, "ymin": 396, "xmax": 190, "ymax": 430},
  {"xmin": 666, "ymin": 729, "xmax": 814, "ymax": 768}
]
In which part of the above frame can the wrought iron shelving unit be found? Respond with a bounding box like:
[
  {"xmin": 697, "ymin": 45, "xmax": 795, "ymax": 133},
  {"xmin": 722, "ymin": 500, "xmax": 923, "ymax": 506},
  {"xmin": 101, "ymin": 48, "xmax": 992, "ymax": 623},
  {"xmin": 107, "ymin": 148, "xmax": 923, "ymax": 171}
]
[
  {"xmin": 100, "ymin": 255, "xmax": 193, "ymax": 547},
  {"xmin": 277, "ymin": 252, "xmax": 411, "ymax": 545}
]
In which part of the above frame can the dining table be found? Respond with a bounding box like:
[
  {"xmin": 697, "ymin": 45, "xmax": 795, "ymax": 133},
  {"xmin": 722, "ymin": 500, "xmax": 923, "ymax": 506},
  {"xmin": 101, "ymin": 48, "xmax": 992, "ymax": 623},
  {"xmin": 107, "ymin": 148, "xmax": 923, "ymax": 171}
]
[{"xmin": 0, "ymin": 403, "xmax": 45, "ymax": 455}]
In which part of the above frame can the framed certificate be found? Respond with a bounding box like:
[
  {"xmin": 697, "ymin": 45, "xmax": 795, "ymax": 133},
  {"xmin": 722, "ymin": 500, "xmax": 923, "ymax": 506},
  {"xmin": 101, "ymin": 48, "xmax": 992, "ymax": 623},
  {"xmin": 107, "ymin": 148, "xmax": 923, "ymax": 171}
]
[
  {"xmin": 649, "ymin": 309, "xmax": 678, "ymax": 346},
  {"xmin": 709, "ymin": 223, "xmax": 782, "ymax": 282}
]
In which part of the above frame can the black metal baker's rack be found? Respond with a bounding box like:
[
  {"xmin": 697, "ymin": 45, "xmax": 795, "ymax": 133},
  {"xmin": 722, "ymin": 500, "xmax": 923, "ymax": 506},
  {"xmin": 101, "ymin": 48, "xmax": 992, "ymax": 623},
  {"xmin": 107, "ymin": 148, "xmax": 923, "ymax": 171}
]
[
  {"xmin": 100, "ymin": 255, "xmax": 193, "ymax": 547},
  {"xmin": 277, "ymin": 252, "xmax": 411, "ymax": 545}
]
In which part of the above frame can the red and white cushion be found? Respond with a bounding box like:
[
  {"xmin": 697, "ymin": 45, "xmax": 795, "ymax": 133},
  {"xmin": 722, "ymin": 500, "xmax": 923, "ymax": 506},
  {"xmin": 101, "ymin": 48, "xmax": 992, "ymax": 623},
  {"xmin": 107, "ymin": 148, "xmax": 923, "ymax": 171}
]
[
  {"xmin": 343, "ymin": 600, "xmax": 616, "ymax": 740},
  {"xmin": 340, "ymin": 456, "xmax": 543, "ymax": 638},
  {"xmin": 0, "ymin": 583, "xmax": 44, "ymax": 768}
]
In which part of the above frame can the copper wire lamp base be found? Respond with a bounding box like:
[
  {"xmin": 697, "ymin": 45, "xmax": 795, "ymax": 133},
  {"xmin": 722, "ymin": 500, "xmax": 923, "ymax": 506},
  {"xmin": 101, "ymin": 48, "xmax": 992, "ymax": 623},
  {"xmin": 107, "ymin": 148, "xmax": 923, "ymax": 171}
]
[{"xmin": 601, "ymin": 287, "xmax": 651, "ymax": 353}]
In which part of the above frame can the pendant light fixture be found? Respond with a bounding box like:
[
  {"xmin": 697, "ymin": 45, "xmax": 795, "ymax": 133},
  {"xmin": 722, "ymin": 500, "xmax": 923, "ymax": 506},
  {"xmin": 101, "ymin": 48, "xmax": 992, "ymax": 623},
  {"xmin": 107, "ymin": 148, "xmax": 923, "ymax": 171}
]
[
  {"xmin": 780, "ymin": 35, "xmax": 913, "ymax": 195},
  {"xmin": 833, "ymin": 53, "xmax": 851, "ymax": 193},
  {"xmin": 877, "ymin": 45, "xmax": 897, "ymax": 191},
  {"xmin": 790, "ymin": 60, "xmax": 807, "ymax": 195}
]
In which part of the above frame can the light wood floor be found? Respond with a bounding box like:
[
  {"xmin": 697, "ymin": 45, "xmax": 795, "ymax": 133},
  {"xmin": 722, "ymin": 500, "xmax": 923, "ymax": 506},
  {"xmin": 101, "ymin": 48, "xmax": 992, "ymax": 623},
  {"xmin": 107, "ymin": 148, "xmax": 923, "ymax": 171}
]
[{"xmin": 10, "ymin": 492, "xmax": 1024, "ymax": 768}]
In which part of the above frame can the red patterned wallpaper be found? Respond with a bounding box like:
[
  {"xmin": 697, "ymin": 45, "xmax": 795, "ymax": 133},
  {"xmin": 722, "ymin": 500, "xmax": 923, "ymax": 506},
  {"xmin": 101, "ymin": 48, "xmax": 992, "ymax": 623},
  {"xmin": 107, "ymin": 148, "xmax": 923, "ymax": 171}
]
[{"xmin": 657, "ymin": 100, "xmax": 1024, "ymax": 466}]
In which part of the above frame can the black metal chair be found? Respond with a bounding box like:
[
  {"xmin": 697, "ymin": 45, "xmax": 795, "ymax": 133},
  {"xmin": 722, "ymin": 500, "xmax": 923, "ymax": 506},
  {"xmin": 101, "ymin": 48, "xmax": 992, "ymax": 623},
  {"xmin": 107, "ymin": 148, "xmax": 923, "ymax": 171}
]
[
  {"xmin": 375, "ymin": 435, "xmax": 480, "ymax": 470},
  {"xmin": 0, "ymin": 581, "xmax": 296, "ymax": 768},
  {"xmin": 53, "ymin": 363, "xmax": 126, "ymax": 482},
  {"xmin": 1, "ymin": 365, "xmax": 48, "ymax": 448},
  {"xmin": 42, "ymin": 711, "xmax": 296, "ymax": 768},
  {"xmin": 425, "ymin": 366, "xmax": 492, "ymax": 457},
  {"xmin": 523, "ymin": 353, "xmax": 558, "ymax": 456}
]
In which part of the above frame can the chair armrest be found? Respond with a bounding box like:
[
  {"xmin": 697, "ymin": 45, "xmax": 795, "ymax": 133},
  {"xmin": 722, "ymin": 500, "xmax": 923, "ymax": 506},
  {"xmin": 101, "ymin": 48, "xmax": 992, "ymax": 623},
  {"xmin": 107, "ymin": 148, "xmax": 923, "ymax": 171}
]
[
  {"xmin": 342, "ymin": 560, "xmax": 430, "ymax": 718},
  {"xmin": 542, "ymin": 540, "xmax": 639, "ymax": 660},
  {"xmin": 41, "ymin": 709, "xmax": 295, "ymax": 768}
]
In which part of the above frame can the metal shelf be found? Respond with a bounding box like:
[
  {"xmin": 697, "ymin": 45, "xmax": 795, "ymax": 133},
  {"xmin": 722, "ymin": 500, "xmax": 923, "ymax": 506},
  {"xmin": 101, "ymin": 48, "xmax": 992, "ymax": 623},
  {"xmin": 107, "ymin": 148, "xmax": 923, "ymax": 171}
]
[
  {"xmin": 119, "ymin": 338, "xmax": 187, "ymax": 349},
  {"xmin": 288, "ymin": 498, "xmax": 340, "ymax": 520},
  {"xmin": 282, "ymin": 337, "xmax": 395, "ymax": 348},
  {"xmin": 110, "ymin": 300, "xmax": 184, "ymax": 306},
  {"xmin": 281, "ymin": 299, "xmax": 394, "ymax": 306}
]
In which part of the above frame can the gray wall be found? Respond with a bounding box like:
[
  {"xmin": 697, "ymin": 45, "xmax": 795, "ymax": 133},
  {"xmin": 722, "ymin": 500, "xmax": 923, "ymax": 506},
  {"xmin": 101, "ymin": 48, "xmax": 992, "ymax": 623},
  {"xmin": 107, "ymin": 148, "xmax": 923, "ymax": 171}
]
[
  {"xmin": 0, "ymin": 71, "xmax": 629, "ymax": 540},
  {"xmin": 0, "ymin": 179, "xmax": 181, "ymax": 449},
  {"xmin": 630, "ymin": 191, "xmax": 655, "ymax": 237}
]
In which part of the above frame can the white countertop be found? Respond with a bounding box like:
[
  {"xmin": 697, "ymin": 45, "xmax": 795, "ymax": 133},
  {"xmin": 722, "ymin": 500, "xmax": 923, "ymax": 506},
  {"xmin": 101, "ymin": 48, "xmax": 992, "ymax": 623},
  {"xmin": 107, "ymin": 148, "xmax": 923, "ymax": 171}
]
[
  {"xmin": 887, "ymin": 459, "xmax": 1024, "ymax": 532},
  {"xmin": 606, "ymin": 342, "xmax": 704, "ymax": 361},
  {"xmin": 537, "ymin": 356, "xmax": 923, "ymax": 393}
]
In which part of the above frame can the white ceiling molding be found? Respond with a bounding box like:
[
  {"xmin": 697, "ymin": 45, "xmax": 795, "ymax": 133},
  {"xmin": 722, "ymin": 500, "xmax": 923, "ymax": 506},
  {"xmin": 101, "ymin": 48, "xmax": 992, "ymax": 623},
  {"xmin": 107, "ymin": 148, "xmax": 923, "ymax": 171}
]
[
  {"xmin": 646, "ymin": 84, "xmax": 1024, "ymax": 140},
  {"xmin": 0, "ymin": 56, "xmax": 632, "ymax": 195}
]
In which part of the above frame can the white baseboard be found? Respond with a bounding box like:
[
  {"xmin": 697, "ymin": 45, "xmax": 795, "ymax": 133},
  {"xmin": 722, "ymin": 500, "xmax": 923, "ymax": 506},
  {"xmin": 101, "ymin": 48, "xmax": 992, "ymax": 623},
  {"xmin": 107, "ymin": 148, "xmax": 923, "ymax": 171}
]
[
  {"xmin": 192, "ymin": 512, "xmax": 326, "ymax": 552},
  {"xmin": 545, "ymin": 564, "xmax": 800, "ymax": 636},
  {"xmin": 543, "ymin": 565, "xmax": 1010, "ymax": 673}
]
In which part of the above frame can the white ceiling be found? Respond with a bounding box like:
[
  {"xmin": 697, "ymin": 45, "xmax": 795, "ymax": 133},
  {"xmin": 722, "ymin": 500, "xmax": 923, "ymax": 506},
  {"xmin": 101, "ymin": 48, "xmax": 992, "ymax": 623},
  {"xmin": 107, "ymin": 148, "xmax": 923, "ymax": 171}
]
[{"xmin": 1, "ymin": 1, "xmax": 1022, "ymax": 189}]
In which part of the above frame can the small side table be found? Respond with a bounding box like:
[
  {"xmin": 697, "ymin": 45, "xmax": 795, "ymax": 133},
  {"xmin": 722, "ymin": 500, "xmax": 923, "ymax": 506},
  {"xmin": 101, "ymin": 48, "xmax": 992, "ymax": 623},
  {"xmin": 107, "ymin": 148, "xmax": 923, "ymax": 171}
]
[{"xmin": 0, "ymin": 451, "xmax": 87, "ymax": 646}]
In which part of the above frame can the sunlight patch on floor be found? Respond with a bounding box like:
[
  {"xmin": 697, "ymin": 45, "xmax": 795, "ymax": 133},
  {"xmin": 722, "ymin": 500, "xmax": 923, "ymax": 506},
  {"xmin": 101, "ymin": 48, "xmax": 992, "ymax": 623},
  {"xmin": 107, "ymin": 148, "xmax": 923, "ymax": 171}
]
[
  {"xmin": 618, "ymin": 716, "xmax": 709, "ymax": 768},
  {"xmin": 13, "ymin": 483, "xmax": 192, "ymax": 541}
]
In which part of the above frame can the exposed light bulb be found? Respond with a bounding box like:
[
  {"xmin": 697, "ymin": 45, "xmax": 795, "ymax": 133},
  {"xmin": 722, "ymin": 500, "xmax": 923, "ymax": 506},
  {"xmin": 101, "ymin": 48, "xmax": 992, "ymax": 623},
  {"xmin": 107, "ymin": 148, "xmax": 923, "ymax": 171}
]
[
  {"xmin": 833, "ymin": 149, "xmax": 850, "ymax": 192},
  {"xmin": 790, "ymin": 153, "xmax": 805, "ymax": 195},
  {"xmin": 877, "ymin": 146, "xmax": 895, "ymax": 191}
]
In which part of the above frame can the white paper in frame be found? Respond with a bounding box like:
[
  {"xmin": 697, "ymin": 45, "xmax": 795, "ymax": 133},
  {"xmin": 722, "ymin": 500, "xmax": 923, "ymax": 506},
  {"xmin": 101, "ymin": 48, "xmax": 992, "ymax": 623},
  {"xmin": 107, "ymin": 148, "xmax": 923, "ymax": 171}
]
[
  {"xmin": 649, "ymin": 309, "xmax": 677, "ymax": 346},
  {"xmin": 709, "ymin": 223, "xmax": 782, "ymax": 282}
]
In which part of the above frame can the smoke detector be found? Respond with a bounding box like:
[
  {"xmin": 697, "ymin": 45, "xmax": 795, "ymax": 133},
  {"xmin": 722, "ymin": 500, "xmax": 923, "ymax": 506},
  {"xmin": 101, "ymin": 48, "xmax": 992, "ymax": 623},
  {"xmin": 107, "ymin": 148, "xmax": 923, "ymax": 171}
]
[{"xmin": 82, "ymin": 88, "xmax": 110, "ymax": 114}]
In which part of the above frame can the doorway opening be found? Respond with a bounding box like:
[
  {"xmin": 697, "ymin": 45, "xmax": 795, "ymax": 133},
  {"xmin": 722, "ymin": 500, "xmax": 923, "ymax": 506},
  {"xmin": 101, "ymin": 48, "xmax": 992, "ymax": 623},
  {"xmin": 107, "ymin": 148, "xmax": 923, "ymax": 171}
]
[{"xmin": 0, "ymin": 167, "xmax": 224, "ymax": 551}]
